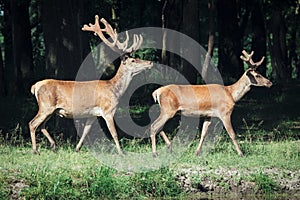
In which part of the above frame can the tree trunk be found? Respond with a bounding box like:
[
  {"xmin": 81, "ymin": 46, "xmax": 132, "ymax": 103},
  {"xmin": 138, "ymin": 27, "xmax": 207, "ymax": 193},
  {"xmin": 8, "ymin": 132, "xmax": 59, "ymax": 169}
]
[
  {"xmin": 217, "ymin": 0, "xmax": 243, "ymax": 79},
  {"xmin": 10, "ymin": 0, "xmax": 34, "ymax": 96},
  {"xmin": 163, "ymin": 0, "xmax": 182, "ymax": 78},
  {"xmin": 161, "ymin": 0, "xmax": 168, "ymax": 66},
  {"xmin": 251, "ymin": 1, "xmax": 267, "ymax": 76},
  {"xmin": 288, "ymin": 2, "xmax": 299, "ymax": 79},
  {"xmin": 42, "ymin": 0, "xmax": 93, "ymax": 80},
  {"xmin": 270, "ymin": 9, "xmax": 290, "ymax": 80},
  {"xmin": 181, "ymin": 0, "xmax": 200, "ymax": 84},
  {"xmin": 202, "ymin": 0, "xmax": 215, "ymax": 82},
  {"xmin": 0, "ymin": 46, "xmax": 6, "ymax": 96},
  {"xmin": 2, "ymin": 0, "xmax": 12, "ymax": 96}
]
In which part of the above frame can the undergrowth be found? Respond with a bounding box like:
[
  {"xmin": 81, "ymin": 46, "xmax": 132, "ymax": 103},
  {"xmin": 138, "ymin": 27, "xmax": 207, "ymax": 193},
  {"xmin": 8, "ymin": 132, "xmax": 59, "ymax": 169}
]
[
  {"xmin": 249, "ymin": 171, "xmax": 279, "ymax": 194},
  {"xmin": 0, "ymin": 122, "xmax": 299, "ymax": 199}
]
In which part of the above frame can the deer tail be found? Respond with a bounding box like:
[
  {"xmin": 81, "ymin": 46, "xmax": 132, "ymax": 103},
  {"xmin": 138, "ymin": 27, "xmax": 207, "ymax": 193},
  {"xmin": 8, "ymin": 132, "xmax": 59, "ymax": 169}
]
[
  {"xmin": 152, "ymin": 89, "xmax": 161, "ymax": 106},
  {"xmin": 30, "ymin": 84, "xmax": 36, "ymax": 95}
]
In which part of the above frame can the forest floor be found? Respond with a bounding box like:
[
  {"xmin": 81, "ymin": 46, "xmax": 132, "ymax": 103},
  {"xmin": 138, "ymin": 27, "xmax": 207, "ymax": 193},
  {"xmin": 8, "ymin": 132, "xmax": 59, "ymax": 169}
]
[{"xmin": 0, "ymin": 138, "xmax": 299, "ymax": 199}]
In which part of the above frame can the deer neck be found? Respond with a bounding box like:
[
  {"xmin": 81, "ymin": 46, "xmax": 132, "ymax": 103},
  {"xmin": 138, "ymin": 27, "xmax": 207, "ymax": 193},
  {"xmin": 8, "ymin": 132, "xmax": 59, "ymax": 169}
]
[
  {"xmin": 227, "ymin": 74, "xmax": 251, "ymax": 102},
  {"xmin": 109, "ymin": 65, "xmax": 133, "ymax": 98}
]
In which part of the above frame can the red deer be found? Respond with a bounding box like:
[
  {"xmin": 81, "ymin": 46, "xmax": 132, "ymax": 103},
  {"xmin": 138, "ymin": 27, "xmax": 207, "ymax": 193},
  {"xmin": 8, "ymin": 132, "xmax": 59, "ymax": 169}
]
[
  {"xmin": 29, "ymin": 15, "xmax": 153, "ymax": 155},
  {"xmin": 150, "ymin": 50, "xmax": 272, "ymax": 157}
]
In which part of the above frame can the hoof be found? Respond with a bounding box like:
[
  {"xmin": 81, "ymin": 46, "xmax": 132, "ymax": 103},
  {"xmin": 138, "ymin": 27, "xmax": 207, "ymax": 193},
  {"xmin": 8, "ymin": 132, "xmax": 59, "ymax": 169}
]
[
  {"xmin": 118, "ymin": 150, "xmax": 125, "ymax": 156},
  {"xmin": 33, "ymin": 149, "xmax": 40, "ymax": 155},
  {"xmin": 167, "ymin": 144, "xmax": 172, "ymax": 154},
  {"xmin": 51, "ymin": 143, "xmax": 56, "ymax": 152},
  {"xmin": 75, "ymin": 148, "xmax": 80, "ymax": 153},
  {"xmin": 152, "ymin": 152, "xmax": 158, "ymax": 158}
]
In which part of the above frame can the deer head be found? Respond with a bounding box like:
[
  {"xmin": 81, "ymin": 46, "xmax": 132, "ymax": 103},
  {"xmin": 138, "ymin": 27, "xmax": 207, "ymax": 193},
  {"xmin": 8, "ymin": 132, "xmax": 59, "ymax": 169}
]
[{"xmin": 240, "ymin": 50, "xmax": 272, "ymax": 88}]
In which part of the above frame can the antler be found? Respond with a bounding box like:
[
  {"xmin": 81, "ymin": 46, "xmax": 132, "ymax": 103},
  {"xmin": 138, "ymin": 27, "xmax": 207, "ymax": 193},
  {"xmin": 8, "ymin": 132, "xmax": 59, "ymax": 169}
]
[
  {"xmin": 240, "ymin": 50, "xmax": 265, "ymax": 69},
  {"xmin": 82, "ymin": 15, "xmax": 143, "ymax": 54}
]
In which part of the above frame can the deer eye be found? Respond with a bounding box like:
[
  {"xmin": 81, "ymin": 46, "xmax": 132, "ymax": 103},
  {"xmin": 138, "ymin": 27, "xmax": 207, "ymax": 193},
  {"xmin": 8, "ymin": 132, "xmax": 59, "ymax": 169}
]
[
  {"xmin": 131, "ymin": 59, "xmax": 135, "ymax": 62},
  {"xmin": 255, "ymin": 74, "xmax": 262, "ymax": 78}
]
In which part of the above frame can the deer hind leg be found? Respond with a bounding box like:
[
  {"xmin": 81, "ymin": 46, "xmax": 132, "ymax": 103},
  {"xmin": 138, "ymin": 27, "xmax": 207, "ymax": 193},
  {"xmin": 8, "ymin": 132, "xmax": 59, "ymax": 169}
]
[
  {"xmin": 29, "ymin": 110, "xmax": 54, "ymax": 154},
  {"xmin": 196, "ymin": 118, "xmax": 211, "ymax": 156},
  {"xmin": 221, "ymin": 116, "xmax": 244, "ymax": 157},
  {"xmin": 103, "ymin": 115, "xmax": 124, "ymax": 155},
  {"xmin": 150, "ymin": 111, "xmax": 175, "ymax": 157},
  {"xmin": 159, "ymin": 131, "xmax": 172, "ymax": 153},
  {"xmin": 76, "ymin": 118, "xmax": 96, "ymax": 152},
  {"xmin": 40, "ymin": 116, "xmax": 56, "ymax": 152}
]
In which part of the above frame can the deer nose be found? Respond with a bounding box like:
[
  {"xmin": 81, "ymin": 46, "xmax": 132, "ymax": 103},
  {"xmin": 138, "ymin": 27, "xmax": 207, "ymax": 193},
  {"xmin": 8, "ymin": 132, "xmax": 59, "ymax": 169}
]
[{"xmin": 266, "ymin": 81, "xmax": 272, "ymax": 88}]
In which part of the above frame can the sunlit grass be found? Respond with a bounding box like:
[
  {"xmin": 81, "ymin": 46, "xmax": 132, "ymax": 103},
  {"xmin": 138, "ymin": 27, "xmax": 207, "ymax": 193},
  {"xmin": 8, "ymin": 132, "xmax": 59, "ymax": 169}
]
[
  {"xmin": 178, "ymin": 139, "xmax": 300, "ymax": 170},
  {"xmin": 0, "ymin": 129, "xmax": 299, "ymax": 199},
  {"xmin": 0, "ymin": 144, "xmax": 183, "ymax": 199}
]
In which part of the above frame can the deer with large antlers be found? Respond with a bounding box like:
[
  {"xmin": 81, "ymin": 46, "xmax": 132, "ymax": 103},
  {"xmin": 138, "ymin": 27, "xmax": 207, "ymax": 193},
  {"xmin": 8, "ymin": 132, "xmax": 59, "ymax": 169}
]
[
  {"xmin": 150, "ymin": 50, "xmax": 272, "ymax": 157},
  {"xmin": 29, "ymin": 15, "xmax": 153, "ymax": 155}
]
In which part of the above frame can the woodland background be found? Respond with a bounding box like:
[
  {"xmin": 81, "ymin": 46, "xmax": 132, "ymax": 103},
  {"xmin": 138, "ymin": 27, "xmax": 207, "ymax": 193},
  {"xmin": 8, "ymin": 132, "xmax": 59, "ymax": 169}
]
[{"xmin": 0, "ymin": 0, "xmax": 299, "ymax": 139}]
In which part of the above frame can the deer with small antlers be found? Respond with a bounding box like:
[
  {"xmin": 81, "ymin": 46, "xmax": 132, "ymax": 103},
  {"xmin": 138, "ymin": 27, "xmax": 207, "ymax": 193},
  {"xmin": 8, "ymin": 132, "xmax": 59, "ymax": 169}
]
[
  {"xmin": 150, "ymin": 50, "xmax": 272, "ymax": 157},
  {"xmin": 29, "ymin": 15, "xmax": 153, "ymax": 155}
]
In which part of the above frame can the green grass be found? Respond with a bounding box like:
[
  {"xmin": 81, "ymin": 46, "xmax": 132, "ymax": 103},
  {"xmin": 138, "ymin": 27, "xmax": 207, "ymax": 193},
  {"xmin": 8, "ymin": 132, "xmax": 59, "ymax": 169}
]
[
  {"xmin": 249, "ymin": 170, "xmax": 279, "ymax": 194},
  {"xmin": 0, "ymin": 145, "xmax": 183, "ymax": 199},
  {"xmin": 178, "ymin": 139, "xmax": 300, "ymax": 170},
  {"xmin": 0, "ymin": 130, "xmax": 299, "ymax": 199}
]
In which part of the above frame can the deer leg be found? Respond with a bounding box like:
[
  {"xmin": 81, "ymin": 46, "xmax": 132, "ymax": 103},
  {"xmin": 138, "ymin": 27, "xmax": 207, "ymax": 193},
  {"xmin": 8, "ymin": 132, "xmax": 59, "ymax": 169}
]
[
  {"xmin": 196, "ymin": 118, "xmax": 211, "ymax": 156},
  {"xmin": 150, "ymin": 113, "xmax": 173, "ymax": 157},
  {"xmin": 159, "ymin": 131, "xmax": 172, "ymax": 153},
  {"xmin": 29, "ymin": 111, "xmax": 53, "ymax": 154},
  {"xmin": 221, "ymin": 116, "xmax": 244, "ymax": 157},
  {"xmin": 40, "ymin": 117, "xmax": 56, "ymax": 152},
  {"xmin": 103, "ymin": 115, "xmax": 124, "ymax": 155},
  {"xmin": 76, "ymin": 118, "xmax": 96, "ymax": 152}
]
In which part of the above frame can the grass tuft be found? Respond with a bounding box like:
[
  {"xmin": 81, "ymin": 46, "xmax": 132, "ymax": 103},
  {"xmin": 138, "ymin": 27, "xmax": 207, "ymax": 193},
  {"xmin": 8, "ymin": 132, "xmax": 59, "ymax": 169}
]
[{"xmin": 250, "ymin": 171, "xmax": 279, "ymax": 194}]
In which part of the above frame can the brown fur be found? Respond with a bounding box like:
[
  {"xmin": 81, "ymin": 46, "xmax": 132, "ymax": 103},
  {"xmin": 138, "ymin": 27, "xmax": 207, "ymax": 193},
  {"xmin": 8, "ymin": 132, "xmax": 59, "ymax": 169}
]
[
  {"xmin": 29, "ymin": 58, "xmax": 152, "ymax": 154},
  {"xmin": 150, "ymin": 69, "xmax": 272, "ymax": 157}
]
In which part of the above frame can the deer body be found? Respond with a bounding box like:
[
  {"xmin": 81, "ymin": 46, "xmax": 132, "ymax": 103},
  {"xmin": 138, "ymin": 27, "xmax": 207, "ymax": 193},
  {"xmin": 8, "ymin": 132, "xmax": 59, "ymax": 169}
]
[
  {"xmin": 29, "ymin": 15, "xmax": 152, "ymax": 154},
  {"xmin": 153, "ymin": 84, "xmax": 235, "ymax": 118},
  {"xmin": 31, "ymin": 80, "xmax": 111, "ymax": 119},
  {"xmin": 150, "ymin": 51, "xmax": 272, "ymax": 157}
]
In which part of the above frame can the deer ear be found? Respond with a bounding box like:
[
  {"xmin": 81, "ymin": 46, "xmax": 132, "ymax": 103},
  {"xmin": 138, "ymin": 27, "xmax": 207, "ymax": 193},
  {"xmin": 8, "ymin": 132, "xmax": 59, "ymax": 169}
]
[
  {"xmin": 122, "ymin": 54, "xmax": 129, "ymax": 60},
  {"xmin": 121, "ymin": 54, "xmax": 129, "ymax": 64},
  {"xmin": 246, "ymin": 70, "xmax": 258, "ymax": 84}
]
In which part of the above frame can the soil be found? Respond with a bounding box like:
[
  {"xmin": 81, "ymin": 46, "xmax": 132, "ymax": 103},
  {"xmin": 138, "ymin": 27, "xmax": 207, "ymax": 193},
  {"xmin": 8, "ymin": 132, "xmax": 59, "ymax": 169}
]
[{"xmin": 175, "ymin": 166, "xmax": 300, "ymax": 199}]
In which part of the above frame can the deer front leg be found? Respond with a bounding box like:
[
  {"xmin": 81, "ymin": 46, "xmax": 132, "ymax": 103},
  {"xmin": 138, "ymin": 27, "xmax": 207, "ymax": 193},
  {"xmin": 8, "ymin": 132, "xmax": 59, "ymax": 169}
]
[
  {"xmin": 221, "ymin": 116, "xmax": 244, "ymax": 157},
  {"xmin": 76, "ymin": 118, "xmax": 96, "ymax": 152},
  {"xmin": 196, "ymin": 118, "xmax": 211, "ymax": 156},
  {"xmin": 103, "ymin": 115, "xmax": 124, "ymax": 155}
]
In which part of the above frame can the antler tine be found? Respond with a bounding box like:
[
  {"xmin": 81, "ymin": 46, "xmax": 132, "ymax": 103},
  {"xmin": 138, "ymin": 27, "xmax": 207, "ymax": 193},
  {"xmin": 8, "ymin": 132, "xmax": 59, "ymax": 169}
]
[
  {"xmin": 254, "ymin": 56, "xmax": 265, "ymax": 67},
  {"xmin": 115, "ymin": 31, "xmax": 130, "ymax": 52},
  {"xmin": 82, "ymin": 15, "xmax": 144, "ymax": 55},
  {"xmin": 240, "ymin": 50, "xmax": 253, "ymax": 62},
  {"xmin": 116, "ymin": 33, "xmax": 143, "ymax": 54},
  {"xmin": 82, "ymin": 15, "xmax": 98, "ymax": 34},
  {"xmin": 82, "ymin": 15, "xmax": 120, "ymax": 53},
  {"xmin": 135, "ymin": 34, "xmax": 144, "ymax": 51},
  {"xmin": 127, "ymin": 34, "xmax": 143, "ymax": 53},
  {"xmin": 98, "ymin": 17, "xmax": 119, "ymax": 51},
  {"xmin": 240, "ymin": 50, "xmax": 265, "ymax": 69}
]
